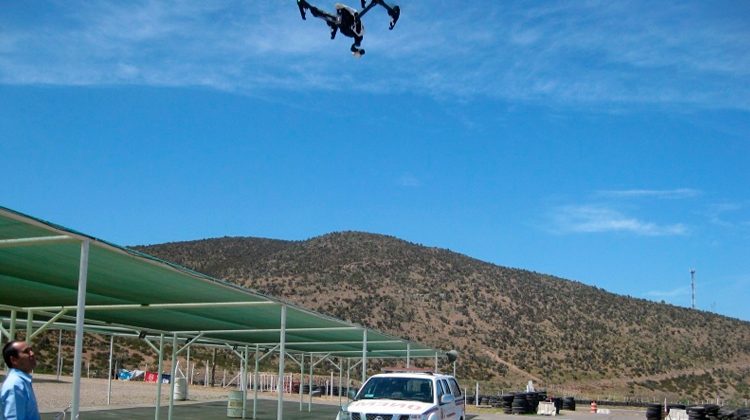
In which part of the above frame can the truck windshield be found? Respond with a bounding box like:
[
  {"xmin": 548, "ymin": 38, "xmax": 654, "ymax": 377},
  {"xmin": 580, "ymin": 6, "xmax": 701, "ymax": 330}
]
[{"xmin": 356, "ymin": 377, "xmax": 433, "ymax": 403}]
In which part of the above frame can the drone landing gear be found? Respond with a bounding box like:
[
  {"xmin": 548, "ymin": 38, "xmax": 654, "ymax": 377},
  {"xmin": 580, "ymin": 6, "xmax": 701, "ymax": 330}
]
[
  {"xmin": 359, "ymin": 0, "xmax": 400, "ymax": 30},
  {"xmin": 329, "ymin": 22, "xmax": 338, "ymax": 39},
  {"xmin": 297, "ymin": 0, "xmax": 308, "ymax": 19},
  {"xmin": 387, "ymin": 5, "xmax": 400, "ymax": 30}
]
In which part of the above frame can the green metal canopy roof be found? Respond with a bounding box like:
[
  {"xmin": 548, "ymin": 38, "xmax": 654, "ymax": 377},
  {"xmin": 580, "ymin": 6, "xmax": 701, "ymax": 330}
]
[{"xmin": 0, "ymin": 206, "xmax": 440, "ymax": 359}]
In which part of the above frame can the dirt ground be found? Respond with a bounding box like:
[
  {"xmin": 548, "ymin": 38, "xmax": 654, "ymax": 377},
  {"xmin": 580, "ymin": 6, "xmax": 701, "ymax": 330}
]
[
  {"xmin": 467, "ymin": 406, "xmax": 646, "ymax": 420},
  {"xmin": 16, "ymin": 373, "xmax": 648, "ymax": 419},
  {"xmin": 29, "ymin": 373, "xmax": 342, "ymax": 413}
]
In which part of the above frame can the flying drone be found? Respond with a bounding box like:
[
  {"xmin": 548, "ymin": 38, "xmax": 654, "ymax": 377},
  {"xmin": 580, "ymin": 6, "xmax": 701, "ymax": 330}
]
[{"xmin": 297, "ymin": 0, "xmax": 401, "ymax": 58}]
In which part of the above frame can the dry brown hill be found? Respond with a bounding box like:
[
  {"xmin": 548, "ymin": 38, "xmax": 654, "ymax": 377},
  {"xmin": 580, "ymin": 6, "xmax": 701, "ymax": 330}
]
[{"xmin": 134, "ymin": 232, "xmax": 750, "ymax": 404}]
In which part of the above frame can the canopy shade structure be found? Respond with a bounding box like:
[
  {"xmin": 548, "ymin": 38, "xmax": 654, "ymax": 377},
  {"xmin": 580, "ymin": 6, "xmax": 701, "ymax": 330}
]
[
  {"xmin": 0, "ymin": 205, "xmax": 441, "ymax": 359},
  {"xmin": 1, "ymin": 206, "xmax": 450, "ymax": 419}
]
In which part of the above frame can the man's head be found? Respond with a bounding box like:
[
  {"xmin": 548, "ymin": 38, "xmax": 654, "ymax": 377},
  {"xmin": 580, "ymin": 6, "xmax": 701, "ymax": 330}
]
[{"xmin": 2, "ymin": 340, "xmax": 37, "ymax": 374}]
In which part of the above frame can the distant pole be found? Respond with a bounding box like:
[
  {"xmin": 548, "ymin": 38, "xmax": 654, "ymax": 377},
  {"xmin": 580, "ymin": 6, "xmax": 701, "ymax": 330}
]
[
  {"xmin": 57, "ymin": 329, "xmax": 63, "ymax": 381},
  {"xmin": 107, "ymin": 335, "xmax": 114, "ymax": 405},
  {"xmin": 690, "ymin": 269, "xmax": 696, "ymax": 309},
  {"xmin": 211, "ymin": 348, "xmax": 217, "ymax": 387}
]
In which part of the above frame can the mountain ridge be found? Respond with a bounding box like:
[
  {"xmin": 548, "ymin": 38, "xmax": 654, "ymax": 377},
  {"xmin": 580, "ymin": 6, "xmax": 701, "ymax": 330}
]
[{"xmin": 134, "ymin": 231, "xmax": 750, "ymax": 403}]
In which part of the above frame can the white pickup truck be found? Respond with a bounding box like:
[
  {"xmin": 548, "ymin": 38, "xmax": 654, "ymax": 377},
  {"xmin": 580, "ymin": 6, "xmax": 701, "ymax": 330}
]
[{"xmin": 337, "ymin": 372, "xmax": 465, "ymax": 420}]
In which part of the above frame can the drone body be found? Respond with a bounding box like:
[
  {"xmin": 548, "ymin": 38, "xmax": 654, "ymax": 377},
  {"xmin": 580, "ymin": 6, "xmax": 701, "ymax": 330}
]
[{"xmin": 297, "ymin": 0, "xmax": 401, "ymax": 57}]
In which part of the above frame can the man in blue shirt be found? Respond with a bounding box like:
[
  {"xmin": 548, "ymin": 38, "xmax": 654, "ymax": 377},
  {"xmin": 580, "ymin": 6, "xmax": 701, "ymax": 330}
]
[{"xmin": 1, "ymin": 340, "xmax": 40, "ymax": 420}]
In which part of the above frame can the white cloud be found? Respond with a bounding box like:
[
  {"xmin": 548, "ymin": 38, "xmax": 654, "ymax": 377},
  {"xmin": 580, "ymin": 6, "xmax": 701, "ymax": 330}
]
[
  {"xmin": 596, "ymin": 188, "xmax": 701, "ymax": 200},
  {"xmin": 551, "ymin": 205, "xmax": 688, "ymax": 236},
  {"xmin": 706, "ymin": 202, "xmax": 750, "ymax": 230},
  {"xmin": 397, "ymin": 173, "xmax": 421, "ymax": 188}
]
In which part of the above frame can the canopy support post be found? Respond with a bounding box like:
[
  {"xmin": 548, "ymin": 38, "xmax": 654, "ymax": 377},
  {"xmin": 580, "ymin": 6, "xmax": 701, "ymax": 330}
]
[
  {"xmin": 107, "ymin": 335, "xmax": 114, "ymax": 405},
  {"xmin": 186, "ymin": 346, "xmax": 191, "ymax": 386},
  {"xmin": 56, "ymin": 329, "xmax": 63, "ymax": 381},
  {"xmin": 338, "ymin": 357, "xmax": 343, "ymax": 406},
  {"xmin": 71, "ymin": 239, "xmax": 89, "ymax": 420},
  {"xmin": 253, "ymin": 344, "xmax": 259, "ymax": 420},
  {"xmin": 0, "ymin": 325, "xmax": 5, "ymax": 370},
  {"xmin": 242, "ymin": 345, "xmax": 249, "ymax": 419},
  {"xmin": 346, "ymin": 358, "xmax": 350, "ymax": 401},
  {"xmin": 307, "ymin": 353, "xmax": 332, "ymax": 412},
  {"xmin": 285, "ymin": 352, "xmax": 304, "ymax": 411},
  {"xmin": 277, "ymin": 305, "xmax": 287, "ymax": 420},
  {"xmin": 168, "ymin": 333, "xmax": 178, "ymax": 420},
  {"xmin": 299, "ymin": 353, "xmax": 304, "ymax": 411},
  {"xmin": 361, "ymin": 329, "xmax": 367, "ymax": 383},
  {"xmin": 25, "ymin": 310, "xmax": 33, "ymax": 344},
  {"xmin": 308, "ymin": 355, "xmax": 313, "ymax": 412},
  {"xmin": 155, "ymin": 333, "xmax": 165, "ymax": 420},
  {"xmin": 9, "ymin": 310, "xmax": 17, "ymax": 340}
]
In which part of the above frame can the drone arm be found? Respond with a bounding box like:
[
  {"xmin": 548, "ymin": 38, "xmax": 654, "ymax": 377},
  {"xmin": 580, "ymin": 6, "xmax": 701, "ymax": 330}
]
[{"xmin": 358, "ymin": 0, "xmax": 378, "ymax": 18}]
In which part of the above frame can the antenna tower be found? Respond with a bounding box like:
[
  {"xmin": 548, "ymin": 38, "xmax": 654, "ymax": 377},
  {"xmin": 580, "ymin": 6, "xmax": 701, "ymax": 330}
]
[{"xmin": 690, "ymin": 269, "xmax": 696, "ymax": 309}]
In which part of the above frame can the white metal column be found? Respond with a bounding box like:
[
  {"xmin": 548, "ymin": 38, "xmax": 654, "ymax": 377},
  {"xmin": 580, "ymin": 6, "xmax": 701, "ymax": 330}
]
[
  {"xmin": 107, "ymin": 335, "xmax": 114, "ymax": 404},
  {"xmin": 338, "ymin": 357, "xmax": 343, "ymax": 406},
  {"xmin": 242, "ymin": 345, "xmax": 249, "ymax": 419},
  {"xmin": 299, "ymin": 354, "xmax": 304, "ymax": 411},
  {"xmin": 0, "ymin": 324, "xmax": 4, "ymax": 371},
  {"xmin": 168, "ymin": 333, "xmax": 178, "ymax": 420},
  {"xmin": 361, "ymin": 329, "xmax": 367, "ymax": 383},
  {"xmin": 56, "ymin": 329, "xmax": 63, "ymax": 381},
  {"xmin": 71, "ymin": 239, "xmax": 90, "ymax": 420},
  {"xmin": 308, "ymin": 356, "xmax": 313, "ymax": 412},
  {"xmin": 346, "ymin": 358, "xmax": 350, "ymax": 400},
  {"xmin": 25, "ymin": 311, "xmax": 33, "ymax": 344},
  {"xmin": 307, "ymin": 353, "xmax": 331, "ymax": 412},
  {"xmin": 277, "ymin": 305, "xmax": 287, "ymax": 420},
  {"xmin": 407, "ymin": 343, "xmax": 411, "ymax": 368},
  {"xmin": 155, "ymin": 334, "xmax": 165, "ymax": 420},
  {"xmin": 253, "ymin": 344, "xmax": 259, "ymax": 420},
  {"xmin": 186, "ymin": 346, "xmax": 191, "ymax": 385},
  {"xmin": 9, "ymin": 310, "xmax": 16, "ymax": 340}
]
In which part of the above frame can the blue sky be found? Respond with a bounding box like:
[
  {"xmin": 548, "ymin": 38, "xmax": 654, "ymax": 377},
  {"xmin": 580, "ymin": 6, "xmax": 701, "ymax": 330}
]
[{"xmin": 1, "ymin": 1, "xmax": 749, "ymax": 321}]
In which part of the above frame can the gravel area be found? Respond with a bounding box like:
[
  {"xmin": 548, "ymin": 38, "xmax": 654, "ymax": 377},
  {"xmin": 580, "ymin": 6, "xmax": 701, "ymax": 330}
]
[{"xmin": 31, "ymin": 373, "xmax": 238, "ymax": 413}]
